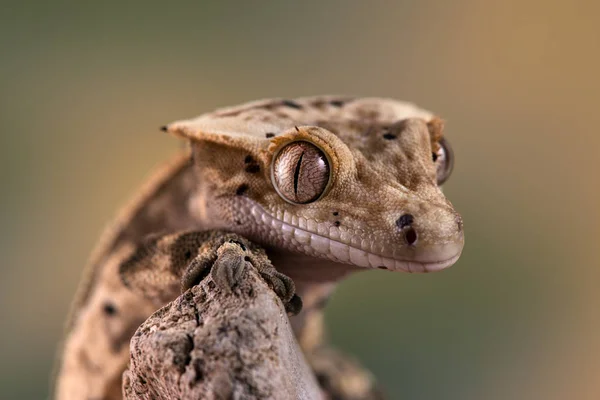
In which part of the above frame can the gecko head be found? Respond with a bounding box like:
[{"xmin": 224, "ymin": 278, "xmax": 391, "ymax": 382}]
[{"xmin": 165, "ymin": 97, "xmax": 464, "ymax": 273}]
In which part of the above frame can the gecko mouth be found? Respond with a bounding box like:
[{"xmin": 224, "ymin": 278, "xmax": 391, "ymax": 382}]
[{"xmin": 235, "ymin": 199, "xmax": 463, "ymax": 273}]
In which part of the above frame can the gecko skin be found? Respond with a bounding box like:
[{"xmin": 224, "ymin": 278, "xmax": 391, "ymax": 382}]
[{"xmin": 55, "ymin": 96, "xmax": 464, "ymax": 399}]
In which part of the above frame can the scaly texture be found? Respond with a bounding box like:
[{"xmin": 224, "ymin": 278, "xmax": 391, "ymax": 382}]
[{"xmin": 55, "ymin": 96, "xmax": 464, "ymax": 399}]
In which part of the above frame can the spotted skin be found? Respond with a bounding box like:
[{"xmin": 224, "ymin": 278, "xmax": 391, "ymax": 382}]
[{"xmin": 55, "ymin": 96, "xmax": 464, "ymax": 399}]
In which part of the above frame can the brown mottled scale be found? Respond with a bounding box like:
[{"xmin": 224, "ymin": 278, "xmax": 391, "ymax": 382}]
[{"xmin": 55, "ymin": 96, "xmax": 463, "ymax": 399}]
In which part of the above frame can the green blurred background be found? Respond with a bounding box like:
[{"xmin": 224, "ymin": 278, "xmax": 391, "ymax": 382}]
[{"xmin": 1, "ymin": 1, "xmax": 598, "ymax": 399}]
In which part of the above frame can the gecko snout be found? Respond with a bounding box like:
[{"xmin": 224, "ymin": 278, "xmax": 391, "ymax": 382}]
[{"xmin": 391, "ymin": 206, "xmax": 464, "ymax": 269}]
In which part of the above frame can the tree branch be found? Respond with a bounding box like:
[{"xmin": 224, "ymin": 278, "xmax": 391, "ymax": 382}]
[{"xmin": 122, "ymin": 259, "xmax": 323, "ymax": 400}]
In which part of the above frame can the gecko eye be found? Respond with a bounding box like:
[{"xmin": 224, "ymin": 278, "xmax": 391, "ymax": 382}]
[
  {"xmin": 434, "ymin": 137, "xmax": 454, "ymax": 185},
  {"xmin": 272, "ymin": 141, "xmax": 330, "ymax": 204}
]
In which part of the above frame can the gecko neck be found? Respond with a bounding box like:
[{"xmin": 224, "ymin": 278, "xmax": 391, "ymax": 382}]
[
  {"xmin": 266, "ymin": 247, "xmax": 360, "ymax": 286},
  {"xmin": 267, "ymin": 247, "xmax": 362, "ymax": 347}
]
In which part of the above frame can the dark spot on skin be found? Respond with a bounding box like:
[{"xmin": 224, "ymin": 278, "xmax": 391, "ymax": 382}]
[
  {"xmin": 244, "ymin": 155, "xmax": 254, "ymax": 163},
  {"xmin": 244, "ymin": 256, "xmax": 251, "ymax": 262},
  {"xmin": 294, "ymin": 126, "xmax": 300, "ymax": 132},
  {"xmin": 432, "ymin": 152, "xmax": 438, "ymax": 162},
  {"xmin": 383, "ymin": 132, "xmax": 397, "ymax": 140},
  {"xmin": 332, "ymin": 211, "xmax": 339, "ymax": 216},
  {"xmin": 334, "ymin": 221, "xmax": 340, "ymax": 227},
  {"xmin": 282, "ymin": 99, "xmax": 302, "ymax": 109},
  {"xmin": 159, "ymin": 125, "xmax": 168, "ymax": 132},
  {"xmin": 103, "ymin": 301, "xmax": 118, "ymax": 316},
  {"xmin": 396, "ymin": 214, "xmax": 414, "ymax": 229},
  {"xmin": 245, "ymin": 164, "xmax": 260, "ymax": 173},
  {"xmin": 378, "ymin": 266, "xmax": 388, "ymax": 270},
  {"xmin": 235, "ymin": 219, "xmax": 242, "ymax": 225},
  {"xmin": 404, "ymin": 227, "xmax": 418, "ymax": 245},
  {"xmin": 265, "ymin": 132, "xmax": 275, "ymax": 138},
  {"xmin": 236, "ymin": 184, "xmax": 249, "ymax": 196},
  {"xmin": 330, "ymin": 100, "xmax": 345, "ymax": 107},
  {"xmin": 167, "ymin": 232, "xmax": 204, "ymax": 276}
]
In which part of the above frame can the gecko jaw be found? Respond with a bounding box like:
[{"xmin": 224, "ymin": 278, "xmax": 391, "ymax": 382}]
[{"xmin": 235, "ymin": 200, "xmax": 462, "ymax": 273}]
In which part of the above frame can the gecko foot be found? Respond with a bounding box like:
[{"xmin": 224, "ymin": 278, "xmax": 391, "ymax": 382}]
[{"xmin": 179, "ymin": 233, "xmax": 302, "ymax": 315}]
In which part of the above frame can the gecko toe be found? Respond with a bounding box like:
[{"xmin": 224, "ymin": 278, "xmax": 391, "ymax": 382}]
[
  {"xmin": 211, "ymin": 242, "xmax": 247, "ymax": 291},
  {"xmin": 180, "ymin": 234, "xmax": 301, "ymax": 313},
  {"xmin": 181, "ymin": 257, "xmax": 213, "ymax": 292}
]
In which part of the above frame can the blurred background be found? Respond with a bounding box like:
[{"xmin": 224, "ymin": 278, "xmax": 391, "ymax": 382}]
[{"xmin": 1, "ymin": 1, "xmax": 598, "ymax": 399}]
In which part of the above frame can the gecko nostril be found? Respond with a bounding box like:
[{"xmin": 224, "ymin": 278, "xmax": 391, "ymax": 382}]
[
  {"xmin": 404, "ymin": 227, "xmax": 418, "ymax": 245},
  {"xmin": 396, "ymin": 214, "xmax": 414, "ymax": 230},
  {"xmin": 396, "ymin": 214, "xmax": 417, "ymax": 245}
]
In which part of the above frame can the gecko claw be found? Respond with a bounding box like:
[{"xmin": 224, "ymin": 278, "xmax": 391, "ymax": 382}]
[{"xmin": 284, "ymin": 294, "xmax": 303, "ymax": 315}]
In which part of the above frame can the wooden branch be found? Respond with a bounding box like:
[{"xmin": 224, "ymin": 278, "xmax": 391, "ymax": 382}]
[{"xmin": 122, "ymin": 261, "xmax": 323, "ymax": 400}]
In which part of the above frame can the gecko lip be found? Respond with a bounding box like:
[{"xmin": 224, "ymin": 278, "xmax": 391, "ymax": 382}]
[{"xmin": 239, "ymin": 200, "xmax": 463, "ymax": 273}]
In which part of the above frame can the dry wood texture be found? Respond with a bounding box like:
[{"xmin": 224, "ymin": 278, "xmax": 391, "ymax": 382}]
[{"xmin": 122, "ymin": 258, "xmax": 322, "ymax": 400}]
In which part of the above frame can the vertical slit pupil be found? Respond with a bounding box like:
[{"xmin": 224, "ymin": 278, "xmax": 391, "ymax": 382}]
[{"xmin": 293, "ymin": 152, "xmax": 304, "ymax": 197}]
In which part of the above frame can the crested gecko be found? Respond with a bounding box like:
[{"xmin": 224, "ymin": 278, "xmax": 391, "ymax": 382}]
[{"xmin": 55, "ymin": 96, "xmax": 464, "ymax": 399}]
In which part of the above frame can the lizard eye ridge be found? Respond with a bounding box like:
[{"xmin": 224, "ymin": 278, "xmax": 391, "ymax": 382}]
[
  {"xmin": 272, "ymin": 141, "xmax": 330, "ymax": 204},
  {"xmin": 435, "ymin": 137, "xmax": 454, "ymax": 185}
]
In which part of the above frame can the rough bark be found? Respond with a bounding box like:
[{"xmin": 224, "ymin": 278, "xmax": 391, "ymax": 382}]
[{"xmin": 122, "ymin": 263, "xmax": 323, "ymax": 400}]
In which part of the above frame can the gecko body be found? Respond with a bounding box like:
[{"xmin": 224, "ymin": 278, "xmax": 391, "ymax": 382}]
[{"xmin": 56, "ymin": 96, "xmax": 464, "ymax": 399}]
